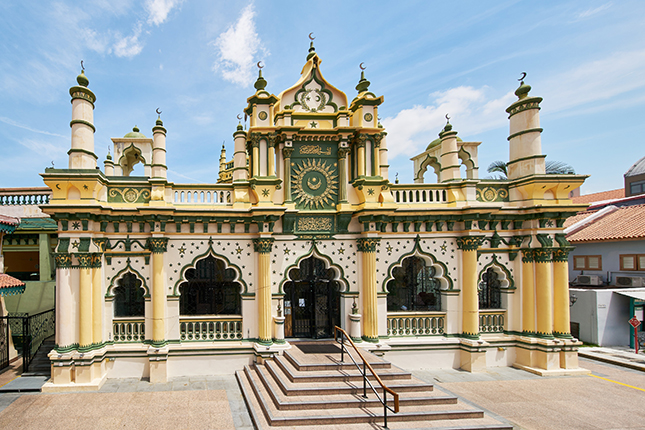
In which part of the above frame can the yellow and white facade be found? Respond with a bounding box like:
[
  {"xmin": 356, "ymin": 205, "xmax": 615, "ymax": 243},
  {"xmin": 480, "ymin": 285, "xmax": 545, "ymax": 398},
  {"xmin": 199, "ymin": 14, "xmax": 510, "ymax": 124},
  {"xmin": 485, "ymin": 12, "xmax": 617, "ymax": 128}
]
[{"xmin": 41, "ymin": 45, "xmax": 589, "ymax": 391}]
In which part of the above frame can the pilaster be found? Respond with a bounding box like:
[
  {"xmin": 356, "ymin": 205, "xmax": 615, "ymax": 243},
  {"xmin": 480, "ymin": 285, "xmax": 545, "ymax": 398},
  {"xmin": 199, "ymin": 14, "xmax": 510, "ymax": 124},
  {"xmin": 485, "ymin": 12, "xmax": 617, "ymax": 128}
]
[
  {"xmin": 254, "ymin": 238, "xmax": 274, "ymax": 345},
  {"xmin": 357, "ymin": 237, "xmax": 380, "ymax": 342}
]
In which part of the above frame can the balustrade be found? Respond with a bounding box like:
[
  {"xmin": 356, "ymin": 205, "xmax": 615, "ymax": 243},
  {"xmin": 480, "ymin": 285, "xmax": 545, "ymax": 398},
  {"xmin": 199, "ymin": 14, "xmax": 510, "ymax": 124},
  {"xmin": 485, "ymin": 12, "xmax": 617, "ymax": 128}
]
[
  {"xmin": 112, "ymin": 318, "xmax": 145, "ymax": 342},
  {"xmin": 180, "ymin": 317, "xmax": 242, "ymax": 341},
  {"xmin": 0, "ymin": 188, "xmax": 51, "ymax": 205},
  {"xmin": 390, "ymin": 185, "xmax": 447, "ymax": 204},
  {"xmin": 479, "ymin": 310, "xmax": 505, "ymax": 333},
  {"xmin": 172, "ymin": 185, "xmax": 232, "ymax": 205},
  {"xmin": 387, "ymin": 312, "xmax": 445, "ymax": 336}
]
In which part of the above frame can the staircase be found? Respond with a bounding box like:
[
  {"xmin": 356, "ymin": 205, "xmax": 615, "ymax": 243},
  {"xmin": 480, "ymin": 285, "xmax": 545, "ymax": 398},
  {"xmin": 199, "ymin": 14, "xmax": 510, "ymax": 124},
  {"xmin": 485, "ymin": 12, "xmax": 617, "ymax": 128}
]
[
  {"xmin": 22, "ymin": 335, "xmax": 54, "ymax": 377},
  {"xmin": 237, "ymin": 340, "xmax": 513, "ymax": 429}
]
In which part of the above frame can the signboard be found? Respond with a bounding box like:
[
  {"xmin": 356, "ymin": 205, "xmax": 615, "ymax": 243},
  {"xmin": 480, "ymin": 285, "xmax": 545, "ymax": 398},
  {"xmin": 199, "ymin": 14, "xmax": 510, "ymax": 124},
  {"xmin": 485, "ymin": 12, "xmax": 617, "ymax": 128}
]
[{"xmin": 629, "ymin": 316, "xmax": 641, "ymax": 328}]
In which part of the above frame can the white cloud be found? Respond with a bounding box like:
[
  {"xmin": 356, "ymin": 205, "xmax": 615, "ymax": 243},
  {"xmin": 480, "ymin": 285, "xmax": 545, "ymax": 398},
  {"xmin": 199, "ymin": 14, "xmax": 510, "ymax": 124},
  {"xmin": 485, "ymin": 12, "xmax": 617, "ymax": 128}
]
[
  {"xmin": 382, "ymin": 87, "xmax": 514, "ymax": 160},
  {"xmin": 113, "ymin": 23, "xmax": 144, "ymax": 58},
  {"xmin": 0, "ymin": 116, "xmax": 66, "ymax": 138},
  {"xmin": 17, "ymin": 138, "xmax": 67, "ymax": 160},
  {"xmin": 81, "ymin": 28, "xmax": 111, "ymax": 54},
  {"xmin": 212, "ymin": 4, "xmax": 265, "ymax": 87},
  {"xmin": 540, "ymin": 49, "xmax": 645, "ymax": 113},
  {"xmin": 146, "ymin": 0, "xmax": 182, "ymax": 26},
  {"xmin": 576, "ymin": 2, "xmax": 612, "ymax": 20}
]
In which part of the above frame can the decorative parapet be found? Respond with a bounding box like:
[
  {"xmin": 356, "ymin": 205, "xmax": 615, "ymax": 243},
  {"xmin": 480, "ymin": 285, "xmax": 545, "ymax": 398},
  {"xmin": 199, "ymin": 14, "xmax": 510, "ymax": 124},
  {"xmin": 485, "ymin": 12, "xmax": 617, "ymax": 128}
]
[
  {"xmin": 172, "ymin": 184, "xmax": 233, "ymax": 206},
  {"xmin": 390, "ymin": 184, "xmax": 448, "ymax": 204},
  {"xmin": 0, "ymin": 188, "xmax": 51, "ymax": 205},
  {"xmin": 180, "ymin": 317, "xmax": 243, "ymax": 341},
  {"xmin": 113, "ymin": 318, "xmax": 145, "ymax": 342},
  {"xmin": 476, "ymin": 184, "xmax": 509, "ymax": 202},
  {"xmin": 108, "ymin": 186, "xmax": 151, "ymax": 204},
  {"xmin": 479, "ymin": 310, "xmax": 505, "ymax": 333}
]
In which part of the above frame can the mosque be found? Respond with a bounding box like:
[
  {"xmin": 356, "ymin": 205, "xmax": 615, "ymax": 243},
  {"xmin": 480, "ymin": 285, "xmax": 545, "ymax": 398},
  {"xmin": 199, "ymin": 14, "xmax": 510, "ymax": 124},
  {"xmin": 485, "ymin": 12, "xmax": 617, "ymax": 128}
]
[{"xmin": 40, "ymin": 41, "xmax": 589, "ymax": 391}]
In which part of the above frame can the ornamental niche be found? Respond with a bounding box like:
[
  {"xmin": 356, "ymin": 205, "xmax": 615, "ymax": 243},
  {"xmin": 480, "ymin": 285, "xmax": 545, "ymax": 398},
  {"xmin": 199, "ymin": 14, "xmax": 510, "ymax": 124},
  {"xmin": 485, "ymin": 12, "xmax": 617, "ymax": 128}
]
[{"xmin": 290, "ymin": 142, "xmax": 339, "ymax": 210}]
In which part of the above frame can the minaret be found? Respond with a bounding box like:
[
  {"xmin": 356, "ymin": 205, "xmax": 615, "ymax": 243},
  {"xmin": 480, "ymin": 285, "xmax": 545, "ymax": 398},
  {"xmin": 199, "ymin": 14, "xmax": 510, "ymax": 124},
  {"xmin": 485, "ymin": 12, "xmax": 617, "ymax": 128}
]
[
  {"xmin": 104, "ymin": 150, "xmax": 114, "ymax": 176},
  {"xmin": 233, "ymin": 123, "xmax": 248, "ymax": 182},
  {"xmin": 151, "ymin": 115, "xmax": 167, "ymax": 179},
  {"xmin": 68, "ymin": 66, "xmax": 97, "ymax": 169},
  {"xmin": 506, "ymin": 74, "xmax": 545, "ymax": 179},
  {"xmin": 218, "ymin": 142, "xmax": 227, "ymax": 182},
  {"xmin": 439, "ymin": 118, "xmax": 460, "ymax": 182}
]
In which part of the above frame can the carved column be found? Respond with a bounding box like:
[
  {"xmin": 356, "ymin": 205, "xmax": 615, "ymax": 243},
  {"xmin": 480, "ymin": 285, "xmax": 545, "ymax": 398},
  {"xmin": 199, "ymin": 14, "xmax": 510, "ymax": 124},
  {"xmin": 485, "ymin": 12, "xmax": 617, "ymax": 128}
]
[
  {"xmin": 283, "ymin": 147, "xmax": 294, "ymax": 203},
  {"xmin": 456, "ymin": 237, "xmax": 484, "ymax": 338},
  {"xmin": 54, "ymin": 253, "xmax": 73, "ymax": 349},
  {"xmin": 77, "ymin": 253, "xmax": 93, "ymax": 347},
  {"xmin": 356, "ymin": 134, "xmax": 367, "ymax": 177},
  {"xmin": 337, "ymin": 148, "xmax": 349, "ymax": 202},
  {"xmin": 521, "ymin": 249, "xmax": 536, "ymax": 335},
  {"xmin": 250, "ymin": 133, "xmax": 260, "ymax": 178},
  {"xmin": 148, "ymin": 238, "xmax": 168, "ymax": 344},
  {"xmin": 534, "ymin": 248, "xmax": 554, "ymax": 338},
  {"xmin": 267, "ymin": 133, "xmax": 277, "ymax": 177},
  {"xmin": 357, "ymin": 238, "xmax": 380, "ymax": 342},
  {"xmin": 552, "ymin": 248, "xmax": 572, "ymax": 338},
  {"xmin": 372, "ymin": 133, "xmax": 383, "ymax": 177},
  {"xmin": 91, "ymin": 253, "xmax": 103, "ymax": 345},
  {"xmin": 254, "ymin": 238, "xmax": 275, "ymax": 345}
]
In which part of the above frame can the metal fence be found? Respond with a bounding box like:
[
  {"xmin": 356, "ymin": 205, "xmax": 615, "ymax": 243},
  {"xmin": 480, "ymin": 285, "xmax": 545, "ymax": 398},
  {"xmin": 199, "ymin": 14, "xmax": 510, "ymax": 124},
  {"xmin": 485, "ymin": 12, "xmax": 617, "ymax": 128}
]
[{"xmin": 0, "ymin": 309, "xmax": 55, "ymax": 373}]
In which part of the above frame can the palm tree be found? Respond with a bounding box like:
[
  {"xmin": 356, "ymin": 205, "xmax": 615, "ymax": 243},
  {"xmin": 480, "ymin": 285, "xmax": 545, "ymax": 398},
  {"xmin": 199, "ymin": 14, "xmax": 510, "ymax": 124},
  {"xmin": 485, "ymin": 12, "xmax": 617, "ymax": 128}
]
[{"xmin": 486, "ymin": 160, "xmax": 575, "ymax": 179}]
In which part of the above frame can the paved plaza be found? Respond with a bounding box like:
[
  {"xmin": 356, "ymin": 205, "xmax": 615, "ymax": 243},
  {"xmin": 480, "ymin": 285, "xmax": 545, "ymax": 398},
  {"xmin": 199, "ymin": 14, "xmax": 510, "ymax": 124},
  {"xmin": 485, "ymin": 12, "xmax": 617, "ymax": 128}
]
[{"xmin": 1, "ymin": 355, "xmax": 645, "ymax": 429}]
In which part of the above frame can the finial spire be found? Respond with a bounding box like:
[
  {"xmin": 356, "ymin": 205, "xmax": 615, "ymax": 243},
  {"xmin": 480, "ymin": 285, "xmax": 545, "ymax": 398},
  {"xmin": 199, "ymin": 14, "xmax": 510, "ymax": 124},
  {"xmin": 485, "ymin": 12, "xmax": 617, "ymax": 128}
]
[
  {"xmin": 76, "ymin": 60, "xmax": 89, "ymax": 87},
  {"xmin": 515, "ymin": 72, "xmax": 531, "ymax": 99},
  {"xmin": 307, "ymin": 33, "xmax": 316, "ymax": 60},
  {"xmin": 254, "ymin": 61, "xmax": 267, "ymax": 91},
  {"xmin": 356, "ymin": 62, "xmax": 371, "ymax": 93}
]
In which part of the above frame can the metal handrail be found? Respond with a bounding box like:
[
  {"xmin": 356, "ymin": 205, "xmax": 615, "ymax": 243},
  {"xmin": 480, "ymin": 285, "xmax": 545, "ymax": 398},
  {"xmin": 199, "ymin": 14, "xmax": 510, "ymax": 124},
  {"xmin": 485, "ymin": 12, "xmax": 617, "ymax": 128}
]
[{"xmin": 334, "ymin": 326, "xmax": 399, "ymax": 428}]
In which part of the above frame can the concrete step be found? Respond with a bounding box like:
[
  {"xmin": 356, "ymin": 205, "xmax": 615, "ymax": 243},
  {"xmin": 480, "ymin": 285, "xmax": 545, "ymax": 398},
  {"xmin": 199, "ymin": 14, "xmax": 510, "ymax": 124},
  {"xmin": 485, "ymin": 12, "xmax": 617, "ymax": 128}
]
[
  {"xmin": 283, "ymin": 349, "xmax": 392, "ymax": 372},
  {"xmin": 237, "ymin": 367, "xmax": 511, "ymax": 429},
  {"xmin": 249, "ymin": 365, "xmax": 456, "ymax": 411},
  {"xmin": 274, "ymin": 355, "xmax": 411, "ymax": 383},
  {"xmin": 264, "ymin": 360, "xmax": 432, "ymax": 397}
]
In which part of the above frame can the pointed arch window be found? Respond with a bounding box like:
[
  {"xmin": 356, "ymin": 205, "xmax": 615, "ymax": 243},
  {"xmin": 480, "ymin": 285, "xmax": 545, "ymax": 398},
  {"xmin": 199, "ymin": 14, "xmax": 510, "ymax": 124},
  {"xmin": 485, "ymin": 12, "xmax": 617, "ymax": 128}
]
[
  {"xmin": 387, "ymin": 256, "xmax": 441, "ymax": 312},
  {"xmin": 179, "ymin": 255, "xmax": 241, "ymax": 315},
  {"xmin": 114, "ymin": 272, "xmax": 145, "ymax": 317},
  {"xmin": 479, "ymin": 267, "xmax": 502, "ymax": 309}
]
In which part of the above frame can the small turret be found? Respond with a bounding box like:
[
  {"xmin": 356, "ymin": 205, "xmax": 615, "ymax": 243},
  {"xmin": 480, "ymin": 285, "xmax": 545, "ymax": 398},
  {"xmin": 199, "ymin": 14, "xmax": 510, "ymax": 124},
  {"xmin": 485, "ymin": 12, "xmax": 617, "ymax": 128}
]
[
  {"xmin": 68, "ymin": 63, "xmax": 97, "ymax": 169},
  {"xmin": 151, "ymin": 113, "xmax": 167, "ymax": 180},
  {"xmin": 439, "ymin": 116, "xmax": 460, "ymax": 182}
]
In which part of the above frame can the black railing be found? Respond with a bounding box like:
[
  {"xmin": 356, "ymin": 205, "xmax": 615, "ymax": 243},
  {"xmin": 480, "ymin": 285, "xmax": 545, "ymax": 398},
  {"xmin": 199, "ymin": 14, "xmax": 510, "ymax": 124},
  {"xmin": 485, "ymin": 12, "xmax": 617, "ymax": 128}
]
[
  {"xmin": 334, "ymin": 326, "xmax": 399, "ymax": 429},
  {"xmin": 1, "ymin": 309, "xmax": 55, "ymax": 373}
]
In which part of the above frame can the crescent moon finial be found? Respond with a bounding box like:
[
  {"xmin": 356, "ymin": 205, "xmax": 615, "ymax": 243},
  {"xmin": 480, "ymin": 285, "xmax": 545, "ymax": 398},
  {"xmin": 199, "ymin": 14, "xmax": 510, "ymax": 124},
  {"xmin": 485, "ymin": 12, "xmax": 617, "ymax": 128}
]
[
  {"xmin": 81, "ymin": 60, "xmax": 84, "ymax": 71},
  {"xmin": 359, "ymin": 62, "xmax": 366, "ymax": 71},
  {"xmin": 237, "ymin": 114, "xmax": 242, "ymax": 120},
  {"xmin": 308, "ymin": 32, "xmax": 315, "ymax": 41},
  {"xmin": 519, "ymin": 72, "xmax": 527, "ymax": 82},
  {"xmin": 156, "ymin": 108, "xmax": 162, "ymax": 115},
  {"xmin": 257, "ymin": 61, "xmax": 264, "ymax": 69},
  {"xmin": 445, "ymin": 113, "xmax": 450, "ymax": 122}
]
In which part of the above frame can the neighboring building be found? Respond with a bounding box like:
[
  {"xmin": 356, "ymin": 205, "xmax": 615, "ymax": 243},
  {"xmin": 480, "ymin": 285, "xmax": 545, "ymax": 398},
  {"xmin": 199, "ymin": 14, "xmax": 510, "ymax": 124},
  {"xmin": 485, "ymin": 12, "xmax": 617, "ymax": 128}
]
[
  {"xmin": 41, "ymin": 43, "xmax": 588, "ymax": 391},
  {"xmin": 0, "ymin": 214, "xmax": 26, "ymax": 369},
  {"xmin": 0, "ymin": 188, "xmax": 57, "ymax": 315},
  {"xmin": 625, "ymin": 156, "xmax": 645, "ymax": 197},
  {"xmin": 565, "ymin": 165, "xmax": 645, "ymax": 347}
]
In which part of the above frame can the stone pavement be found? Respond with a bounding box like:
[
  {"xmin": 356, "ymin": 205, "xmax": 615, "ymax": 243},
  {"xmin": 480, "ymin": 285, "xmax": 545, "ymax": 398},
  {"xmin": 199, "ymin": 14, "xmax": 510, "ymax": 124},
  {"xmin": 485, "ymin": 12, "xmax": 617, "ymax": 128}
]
[{"xmin": 1, "ymin": 346, "xmax": 645, "ymax": 429}]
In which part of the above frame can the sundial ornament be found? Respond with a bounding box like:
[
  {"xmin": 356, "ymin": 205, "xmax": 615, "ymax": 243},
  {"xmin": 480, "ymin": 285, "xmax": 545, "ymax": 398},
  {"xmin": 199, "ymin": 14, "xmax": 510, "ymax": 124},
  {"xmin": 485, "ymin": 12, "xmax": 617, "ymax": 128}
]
[{"xmin": 291, "ymin": 158, "xmax": 338, "ymax": 209}]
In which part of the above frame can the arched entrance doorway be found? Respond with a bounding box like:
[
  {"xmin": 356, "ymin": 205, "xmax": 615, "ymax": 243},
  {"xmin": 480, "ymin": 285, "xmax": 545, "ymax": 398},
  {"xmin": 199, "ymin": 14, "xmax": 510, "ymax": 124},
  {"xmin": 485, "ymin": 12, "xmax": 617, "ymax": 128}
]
[{"xmin": 284, "ymin": 255, "xmax": 341, "ymax": 339}]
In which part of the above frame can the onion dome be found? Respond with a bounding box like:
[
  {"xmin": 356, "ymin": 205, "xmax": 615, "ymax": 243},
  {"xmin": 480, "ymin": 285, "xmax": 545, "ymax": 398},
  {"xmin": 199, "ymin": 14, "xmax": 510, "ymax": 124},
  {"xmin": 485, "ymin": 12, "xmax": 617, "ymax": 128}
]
[{"xmin": 124, "ymin": 126, "xmax": 146, "ymax": 139}]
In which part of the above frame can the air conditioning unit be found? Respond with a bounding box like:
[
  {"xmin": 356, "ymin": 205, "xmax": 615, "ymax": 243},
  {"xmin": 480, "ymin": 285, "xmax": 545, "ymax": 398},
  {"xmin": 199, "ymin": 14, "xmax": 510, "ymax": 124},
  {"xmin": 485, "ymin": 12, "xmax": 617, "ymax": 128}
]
[
  {"xmin": 616, "ymin": 276, "xmax": 645, "ymax": 287},
  {"xmin": 575, "ymin": 275, "xmax": 602, "ymax": 286}
]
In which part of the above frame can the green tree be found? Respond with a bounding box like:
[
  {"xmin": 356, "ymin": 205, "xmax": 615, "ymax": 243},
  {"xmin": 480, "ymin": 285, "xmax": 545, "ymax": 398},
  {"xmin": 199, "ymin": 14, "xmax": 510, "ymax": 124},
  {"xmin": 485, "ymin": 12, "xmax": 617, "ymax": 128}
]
[{"xmin": 486, "ymin": 160, "xmax": 575, "ymax": 179}]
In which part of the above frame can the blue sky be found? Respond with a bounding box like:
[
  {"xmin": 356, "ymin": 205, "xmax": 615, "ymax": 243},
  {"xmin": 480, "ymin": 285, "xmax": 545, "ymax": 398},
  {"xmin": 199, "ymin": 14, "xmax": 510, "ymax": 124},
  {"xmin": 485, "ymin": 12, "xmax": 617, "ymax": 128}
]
[{"xmin": 1, "ymin": 1, "xmax": 643, "ymax": 194}]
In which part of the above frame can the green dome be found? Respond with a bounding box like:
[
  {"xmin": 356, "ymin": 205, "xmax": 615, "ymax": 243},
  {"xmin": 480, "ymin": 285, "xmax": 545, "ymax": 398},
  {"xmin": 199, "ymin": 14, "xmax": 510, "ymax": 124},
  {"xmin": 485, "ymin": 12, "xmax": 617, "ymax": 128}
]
[
  {"xmin": 124, "ymin": 126, "xmax": 146, "ymax": 139},
  {"xmin": 426, "ymin": 136, "xmax": 462, "ymax": 151}
]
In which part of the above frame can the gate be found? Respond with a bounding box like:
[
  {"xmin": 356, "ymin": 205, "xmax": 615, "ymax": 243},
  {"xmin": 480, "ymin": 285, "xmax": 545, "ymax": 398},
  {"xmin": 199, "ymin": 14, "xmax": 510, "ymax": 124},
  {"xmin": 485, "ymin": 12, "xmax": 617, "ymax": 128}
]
[
  {"xmin": 284, "ymin": 256, "xmax": 340, "ymax": 339},
  {"xmin": 0, "ymin": 309, "xmax": 55, "ymax": 373}
]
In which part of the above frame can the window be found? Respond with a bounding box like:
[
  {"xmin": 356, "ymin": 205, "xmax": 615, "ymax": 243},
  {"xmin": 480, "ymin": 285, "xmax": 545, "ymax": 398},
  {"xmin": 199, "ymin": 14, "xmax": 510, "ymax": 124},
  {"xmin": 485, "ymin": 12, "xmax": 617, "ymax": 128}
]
[
  {"xmin": 179, "ymin": 255, "xmax": 241, "ymax": 315},
  {"xmin": 387, "ymin": 256, "xmax": 441, "ymax": 312},
  {"xmin": 479, "ymin": 268, "xmax": 502, "ymax": 309},
  {"xmin": 620, "ymin": 254, "xmax": 645, "ymax": 271},
  {"xmin": 573, "ymin": 255, "xmax": 602, "ymax": 271},
  {"xmin": 114, "ymin": 273, "xmax": 145, "ymax": 317},
  {"xmin": 630, "ymin": 180, "xmax": 645, "ymax": 196}
]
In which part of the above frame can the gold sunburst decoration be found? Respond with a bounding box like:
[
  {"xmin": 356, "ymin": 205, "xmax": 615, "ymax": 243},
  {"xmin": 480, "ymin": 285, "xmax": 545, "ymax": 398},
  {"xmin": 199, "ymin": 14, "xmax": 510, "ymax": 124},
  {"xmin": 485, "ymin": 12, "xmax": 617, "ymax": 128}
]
[{"xmin": 291, "ymin": 158, "xmax": 338, "ymax": 209}]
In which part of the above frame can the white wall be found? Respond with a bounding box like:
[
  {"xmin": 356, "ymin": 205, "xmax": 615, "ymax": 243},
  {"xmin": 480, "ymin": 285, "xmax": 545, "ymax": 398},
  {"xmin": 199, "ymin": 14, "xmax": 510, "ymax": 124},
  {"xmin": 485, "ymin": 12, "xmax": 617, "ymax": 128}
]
[{"xmin": 570, "ymin": 288, "xmax": 632, "ymax": 346}]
